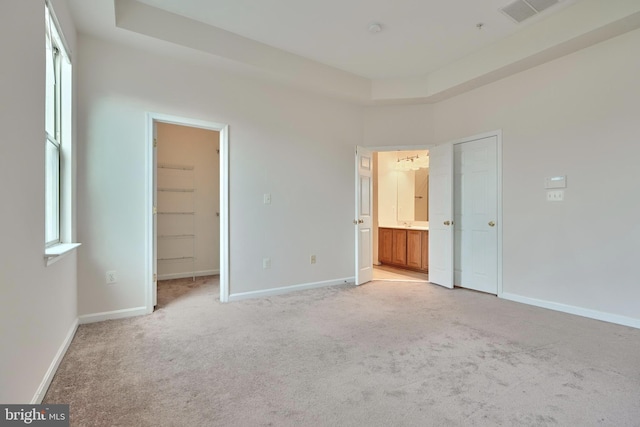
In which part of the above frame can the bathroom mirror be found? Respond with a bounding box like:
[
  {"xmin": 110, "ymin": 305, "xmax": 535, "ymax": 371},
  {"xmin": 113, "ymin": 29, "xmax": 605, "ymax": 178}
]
[
  {"xmin": 376, "ymin": 150, "xmax": 429, "ymax": 226},
  {"xmin": 396, "ymin": 151, "xmax": 429, "ymax": 222},
  {"xmin": 397, "ymin": 168, "xmax": 429, "ymax": 222}
]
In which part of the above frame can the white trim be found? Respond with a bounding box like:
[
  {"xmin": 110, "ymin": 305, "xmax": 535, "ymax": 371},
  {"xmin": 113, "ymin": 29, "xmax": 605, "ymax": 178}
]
[
  {"xmin": 44, "ymin": 243, "xmax": 81, "ymax": 266},
  {"xmin": 78, "ymin": 307, "xmax": 148, "ymax": 324},
  {"xmin": 219, "ymin": 124, "xmax": 230, "ymax": 303},
  {"xmin": 31, "ymin": 319, "xmax": 78, "ymax": 404},
  {"xmin": 158, "ymin": 269, "xmax": 219, "ymax": 281},
  {"xmin": 229, "ymin": 278, "xmax": 354, "ymax": 302},
  {"xmin": 145, "ymin": 113, "xmax": 230, "ymax": 312},
  {"xmin": 45, "ymin": 0, "xmax": 72, "ymax": 62},
  {"xmin": 501, "ymin": 293, "xmax": 640, "ymax": 329}
]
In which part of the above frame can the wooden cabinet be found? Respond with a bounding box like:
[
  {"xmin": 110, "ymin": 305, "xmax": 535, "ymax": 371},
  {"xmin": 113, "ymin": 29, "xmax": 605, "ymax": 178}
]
[
  {"xmin": 378, "ymin": 227, "xmax": 428, "ymax": 272},
  {"xmin": 421, "ymin": 230, "xmax": 429, "ymax": 271},
  {"xmin": 379, "ymin": 228, "xmax": 393, "ymax": 264},
  {"xmin": 407, "ymin": 230, "xmax": 422, "ymax": 269},
  {"xmin": 392, "ymin": 229, "xmax": 407, "ymax": 265}
]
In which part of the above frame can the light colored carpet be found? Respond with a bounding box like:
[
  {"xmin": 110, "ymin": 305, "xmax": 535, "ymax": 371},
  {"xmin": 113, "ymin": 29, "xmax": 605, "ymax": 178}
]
[{"xmin": 44, "ymin": 276, "xmax": 640, "ymax": 426}]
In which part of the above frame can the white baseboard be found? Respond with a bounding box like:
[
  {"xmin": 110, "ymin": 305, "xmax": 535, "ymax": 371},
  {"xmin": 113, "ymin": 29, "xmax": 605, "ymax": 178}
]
[
  {"xmin": 501, "ymin": 292, "xmax": 640, "ymax": 329},
  {"xmin": 78, "ymin": 306, "xmax": 149, "ymax": 324},
  {"xmin": 31, "ymin": 319, "xmax": 79, "ymax": 404},
  {"xmin": 229, "ymin": 277, "xmax": 355, "ymax": 302},
  {"xmin": 158, "ymin": 269, "xmax": 219, "ymax": 281}
]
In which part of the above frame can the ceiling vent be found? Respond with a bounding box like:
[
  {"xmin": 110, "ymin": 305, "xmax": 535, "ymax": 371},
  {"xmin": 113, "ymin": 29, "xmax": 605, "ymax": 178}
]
[{"xmin": 500, "ymin": 0, "xmax": 560, "ymax": 23}]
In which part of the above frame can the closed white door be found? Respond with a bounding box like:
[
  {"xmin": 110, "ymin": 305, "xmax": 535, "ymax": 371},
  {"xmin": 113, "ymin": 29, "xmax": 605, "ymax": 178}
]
[
  {"xmin": 428, "ymin": 143, "xmax": 454, "ymax": 289},
  {"xmin": 454, "ymin": 136, "xmax": 498, "ymax": 294},
  {"xmin": 355, "ymin": 146, "xmax": 373, "ymax": 285}
]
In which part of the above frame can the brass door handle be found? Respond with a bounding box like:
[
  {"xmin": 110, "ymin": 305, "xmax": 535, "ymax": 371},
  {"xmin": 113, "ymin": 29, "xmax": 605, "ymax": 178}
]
[
  {"xmin": 353, "ymin": 220, "xmax": 358, "ymax": 225},
  {"xmin": 444, "ymin": 221, "xmax": 451, "ymax": 226},
  {"xmin": 488, "ymin": 221, "xmax": 495, "ymax": 227},
  {"xmin": 358, "ymin": 219, "xmax": 364, "ymax": 224}
]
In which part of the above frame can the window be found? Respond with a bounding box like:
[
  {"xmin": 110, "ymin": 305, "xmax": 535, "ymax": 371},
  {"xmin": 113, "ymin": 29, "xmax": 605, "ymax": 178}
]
[{"xmin": 45, "ymin": 2, "xmax": 76, "ymax": 259}]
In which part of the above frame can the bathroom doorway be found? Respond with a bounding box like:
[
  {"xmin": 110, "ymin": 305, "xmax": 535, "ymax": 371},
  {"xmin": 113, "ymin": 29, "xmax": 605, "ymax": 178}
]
[{"xmin": 372, "ymin": 149, "xmax": 430, "ymax": 282}]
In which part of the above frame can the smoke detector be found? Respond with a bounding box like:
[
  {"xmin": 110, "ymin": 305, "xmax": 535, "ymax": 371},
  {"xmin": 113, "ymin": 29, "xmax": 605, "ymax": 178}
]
[{"xmin": 368, "ymin": 22, "xmax": 383, "ymax": 34}]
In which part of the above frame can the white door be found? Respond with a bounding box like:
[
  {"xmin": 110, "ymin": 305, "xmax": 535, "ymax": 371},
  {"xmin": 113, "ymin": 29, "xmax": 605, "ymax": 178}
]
[
  {"xmin": 454, "ymin": 136, "xmax": 498, "ymax": 294},
  {"xmin": 355, "ymin": 146, "xmax": 373, "ymax": 285},
  {"xmin": 428, "ymin": 143, "xmax": 454, "ymax": 288}
]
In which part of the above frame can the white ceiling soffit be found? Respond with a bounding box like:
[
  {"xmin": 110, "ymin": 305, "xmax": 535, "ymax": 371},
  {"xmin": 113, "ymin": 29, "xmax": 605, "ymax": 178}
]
[
  {"xmin": 112, "ymin": 0, "xmax": 640, "ymax": 105},
  {"xmin": 113, "ymin": 0, "xmax": 371, "ymax": 103}
]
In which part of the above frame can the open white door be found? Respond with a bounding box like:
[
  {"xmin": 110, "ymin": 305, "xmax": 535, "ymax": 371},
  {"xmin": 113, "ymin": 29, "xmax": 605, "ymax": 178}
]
[
  {"xmin": 428, "ymin": 143, "xmax": 454, "ymax": 288},
  {"xmin": 355, "ymin": 146, "xmax": 373, "ymax": 285},
  {"xmin": 152, "ymin": 122, "xmax": 158, "ymax": 307}
]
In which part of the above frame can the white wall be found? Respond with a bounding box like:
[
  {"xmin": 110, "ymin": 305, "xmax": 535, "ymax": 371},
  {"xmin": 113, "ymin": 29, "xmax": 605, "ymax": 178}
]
[
  {"xmin": 365, "ymin": 29, "xmax": 640, "ymax": 324},
  {"xmin": 0, "ymin": 0, "xmax": 78, "ymax": 403},
  {"xmin": 156, "ymin": 123, "xmax": 220, "ymax": 279},
  {"xmin": 77, "ymin": 35, "xmax": 362, "ymax": 314}
]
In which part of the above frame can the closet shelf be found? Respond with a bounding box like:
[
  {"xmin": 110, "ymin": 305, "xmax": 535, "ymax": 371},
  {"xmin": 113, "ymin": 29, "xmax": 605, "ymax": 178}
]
[
  {"xmin": 158, "ymin": 187, "xmax": 195, "ymax": 193},
  {"xmin": 158, "ymin": 256, "xmax": 196, "ymax": 262},
  {"xmin": 157, "ymin": 211, "xmax": 195, "ymax": 215},
  {"xmin": 158, "ymin": 163, "xmax": 194, "ymax": 171},
  {"xmin": 159, "ymin": 234, "xmax": 196, "ymax": 239}
]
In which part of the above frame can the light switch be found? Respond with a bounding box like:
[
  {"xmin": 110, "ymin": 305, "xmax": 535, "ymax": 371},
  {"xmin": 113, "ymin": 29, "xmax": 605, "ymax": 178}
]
[
  {"xmin": 263, "ymin": 193, "xmax": 271, "ymax": 204},
  {"xmin": 547, "ymin": 190, "xmax": 564, "ymax": 202}
]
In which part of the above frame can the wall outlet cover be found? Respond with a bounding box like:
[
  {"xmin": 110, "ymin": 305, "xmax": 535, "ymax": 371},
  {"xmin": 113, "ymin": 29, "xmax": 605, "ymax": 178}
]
[{"xmin": 106, "ymin": 270, "xmax": 118, "ymax": 284}]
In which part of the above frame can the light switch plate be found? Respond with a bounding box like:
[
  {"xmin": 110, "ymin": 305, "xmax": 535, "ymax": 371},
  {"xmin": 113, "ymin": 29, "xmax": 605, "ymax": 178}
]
[
  {"xmin": 547, "ymin": 190, "xmax": 564, "ymax": 202},
  {"xmin": 263, "ymin": 193, "xmax": 271, "ymax": 204}
]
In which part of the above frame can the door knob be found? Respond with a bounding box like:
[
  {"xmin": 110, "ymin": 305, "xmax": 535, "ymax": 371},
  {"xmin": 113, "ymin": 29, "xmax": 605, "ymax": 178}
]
[
  {"xmin": 353, "ymin": 220, "xmax": 358, "ymax": 225},
  {"xmin": 488, "ymin": 221, "xmax": 495, "ymax": 227},
  {"xmin": 444, "ymin": 221, "xmax": 451, "ymax": 226},
  {"xmin": 358, "ymin": 219, "xmax": 364, "ymax": 224}
]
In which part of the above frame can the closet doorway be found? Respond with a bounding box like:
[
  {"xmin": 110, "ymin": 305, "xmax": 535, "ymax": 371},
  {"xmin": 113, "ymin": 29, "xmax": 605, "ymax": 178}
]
[
  {"xmin": 146, "ymin": 113, "xmax": 229, "ymax": 311},
  {"xmin": 155, "ymin": 123, "xmax": 219, "ymax": 281}
]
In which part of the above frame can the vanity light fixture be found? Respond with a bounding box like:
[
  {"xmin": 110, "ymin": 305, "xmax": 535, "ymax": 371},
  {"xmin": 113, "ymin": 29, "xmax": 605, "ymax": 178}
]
[{"xmin": 395, "ymin": 155, "xmax": 429, "ymax": 171}]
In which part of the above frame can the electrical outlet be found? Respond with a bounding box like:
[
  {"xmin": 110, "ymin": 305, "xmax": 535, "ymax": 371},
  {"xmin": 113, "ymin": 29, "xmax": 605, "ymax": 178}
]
[
  {"xmin": 263, "ymin": 257, "xmax": 271, "ymax": 269},
  {"xmin": 106, "ymin": 270, "xmax": 118, "ymax": 284},
  {"xmin": 310, "ymin": 255, "xmax": 316, "ymax": 264}
]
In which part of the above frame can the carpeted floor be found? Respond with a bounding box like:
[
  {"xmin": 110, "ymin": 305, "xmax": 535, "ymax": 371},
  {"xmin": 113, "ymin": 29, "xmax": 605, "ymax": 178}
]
[{"xmin": 44, "ymin": 276, "xmax": 640, "ymax": 426}]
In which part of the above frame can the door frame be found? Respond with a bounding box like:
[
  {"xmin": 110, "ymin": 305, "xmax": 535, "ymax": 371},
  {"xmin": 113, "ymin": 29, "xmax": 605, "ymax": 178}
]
[
  {"xmin": 358, "ymin": 144, "xmax": 433, "ymax": 282},
  {"xmin": 358, "ymin": 130, "xmax": 502, "ymax": 297},
  {"xmin": 145, "ymin": 112, "xmax": 230, "ymax": 312}
]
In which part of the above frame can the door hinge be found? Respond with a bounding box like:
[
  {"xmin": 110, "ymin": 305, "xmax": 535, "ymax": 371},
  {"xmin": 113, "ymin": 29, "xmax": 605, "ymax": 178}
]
[
  {"xmin": 153, "ymin": 273, "xmax": 157, "ymax": 282},
  {"xmin": 153, "ymin": 206, "xmax": 157, "ymax": 215},
  {"xmin": 153, "ymin": 138, "xmax": 157, "ymax": 148}
]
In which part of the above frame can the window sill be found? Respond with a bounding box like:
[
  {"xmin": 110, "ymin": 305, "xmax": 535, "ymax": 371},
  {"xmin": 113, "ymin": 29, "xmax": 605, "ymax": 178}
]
[{"xmin": 45, "ymin": 243, "xmax": 81, "ymax": 266}]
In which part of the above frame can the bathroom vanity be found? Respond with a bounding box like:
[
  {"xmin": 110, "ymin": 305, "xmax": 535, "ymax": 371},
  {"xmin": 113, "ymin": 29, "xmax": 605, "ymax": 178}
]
[{"xmin": 378, "ymin": 226, "xmax": 429, "ymax": 273}]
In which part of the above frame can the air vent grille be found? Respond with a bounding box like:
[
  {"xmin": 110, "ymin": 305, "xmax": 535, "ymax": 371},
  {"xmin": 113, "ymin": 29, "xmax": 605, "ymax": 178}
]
[{"xmin": 500, "ymin": 0, "xmax": 560, "ymax": 24}]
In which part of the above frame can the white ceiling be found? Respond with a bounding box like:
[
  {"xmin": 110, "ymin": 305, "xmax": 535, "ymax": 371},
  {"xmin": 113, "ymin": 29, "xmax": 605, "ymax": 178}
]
[
  {"xmin": 67, "ymin": 0, "xmax": 640, "ymax": 103},
  {"xmin": 132, "ymin": 0, "xmax": 580, "ymax": 79}
]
